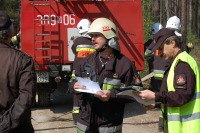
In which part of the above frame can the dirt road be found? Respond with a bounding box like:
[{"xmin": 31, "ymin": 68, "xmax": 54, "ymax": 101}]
[{"xmin": 31, "ymin": 90, "xmax": 163, "ymax": 133}]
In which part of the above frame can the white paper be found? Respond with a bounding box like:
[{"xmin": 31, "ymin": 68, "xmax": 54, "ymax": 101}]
[
  {"xmin": 76, "ymin": 77, "xmax": 101, "ymax": 94},
  {"xmin": 117, "ymin": 90, "xmax": 155, "ymax": 105}
]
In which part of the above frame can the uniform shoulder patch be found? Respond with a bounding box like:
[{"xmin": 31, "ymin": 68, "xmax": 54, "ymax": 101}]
[{"xmin": 175, "ymin": 74, "xmax": 186, "ymax": 86}]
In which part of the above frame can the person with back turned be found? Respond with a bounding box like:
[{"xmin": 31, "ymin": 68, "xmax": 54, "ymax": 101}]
[{"xmin": 0, "ymin": 11, "xmax": 36, "ymax": 133}]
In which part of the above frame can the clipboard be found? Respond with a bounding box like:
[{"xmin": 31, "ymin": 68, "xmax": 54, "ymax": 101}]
[{"xmin": 117, "ymin": 87, "xmax": 155, "ymax": 105}]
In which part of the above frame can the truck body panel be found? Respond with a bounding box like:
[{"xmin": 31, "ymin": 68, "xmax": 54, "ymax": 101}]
[{"xmin": 20, "ymin": 0, "xmax": 144, "ymax": 106}]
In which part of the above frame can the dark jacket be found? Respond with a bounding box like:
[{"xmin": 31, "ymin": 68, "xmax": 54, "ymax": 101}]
[
  {"xmin": 155, "ymin": 51, "xmax": 196, "ymax": 106},
  {"xmin": 155, "ymin": 51, "xmax": 196, "ymax": 133},
  {"xmin": 69, "ymin": 50, "xmax": 142, "ymax": 132},
  {"xmin": 0, "ymin": 43, "xmax": 36, "ymax": 133}
]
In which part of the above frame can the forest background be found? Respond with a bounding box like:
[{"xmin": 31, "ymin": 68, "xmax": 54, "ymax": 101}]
[{"xmin": 0, "ymin": 0, "xmax": 199, "ymax": 69}]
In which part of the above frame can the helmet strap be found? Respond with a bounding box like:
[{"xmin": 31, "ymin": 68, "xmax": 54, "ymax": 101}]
[{"xmin": 97, "ymin": 40, "xmax": 109, "ymax": 52}]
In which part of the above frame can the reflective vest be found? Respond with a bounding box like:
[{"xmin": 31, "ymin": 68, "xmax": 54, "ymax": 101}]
[
  {"xmin": 76, "ymin": 44, "xmax": 95, "ymax": 58},
  {"xmin": 166, "ymin": 51, "xmax": 200, "ymax": 133}
]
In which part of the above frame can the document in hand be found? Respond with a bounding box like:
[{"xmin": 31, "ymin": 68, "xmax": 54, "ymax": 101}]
[
  {"xmin": 76, "ymin": 77, "xmax": 101, "ymax": 94},
  {"xmin": 117, "ymin": 88, "xmax": 155, "ymax": 105}
]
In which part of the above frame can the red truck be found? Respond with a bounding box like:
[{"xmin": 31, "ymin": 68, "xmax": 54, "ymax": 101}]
[{"xmin": 21, "ymin": 0, "xmax": 144, "ymax": 106}]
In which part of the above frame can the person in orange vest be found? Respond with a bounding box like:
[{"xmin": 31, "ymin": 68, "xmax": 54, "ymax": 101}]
[{"xmin": 70, "ymin": 19, "xmax": 95, "ymax": 124}]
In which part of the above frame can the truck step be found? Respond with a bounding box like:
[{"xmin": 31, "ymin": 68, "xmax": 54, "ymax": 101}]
[
  {"xmin": 35, "ymin": 33, "xmax": 50, "ymax": 36},
  {"xmin": 35, "ymin": 47, "xmax": 50, "ymax": 50},
  {"xmin": 35, "ymin": 56, "xmax": 51, "ymax": 59},
  {"xmin": 35, "ymin": 40, "xmax": 51, "ymax": 43},
  {"xmin": 33, "ymin": 4, "xmax": 50, "ymax": 6}
]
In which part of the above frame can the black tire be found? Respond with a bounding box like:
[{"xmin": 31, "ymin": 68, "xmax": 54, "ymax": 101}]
[
  {"xmin": 37, "ymin": 83, "xmax": 52, "ymax": 107},
  {"xmin": 38, "ymin": 91, "xmax": 50, "ymax": 107}
]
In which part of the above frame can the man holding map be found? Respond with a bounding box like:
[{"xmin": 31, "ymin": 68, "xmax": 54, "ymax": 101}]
[{"xmin": 68, "ymin": 18, "xmax": 142, "ymax": 133}]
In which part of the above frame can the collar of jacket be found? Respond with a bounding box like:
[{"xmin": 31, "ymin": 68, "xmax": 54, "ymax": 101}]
[{"xmin": 95, "ymin": 52, "xmax": 117, "ymax": 71}]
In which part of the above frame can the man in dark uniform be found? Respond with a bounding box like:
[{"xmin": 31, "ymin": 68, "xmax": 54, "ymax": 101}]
[
  {"xmin": 69, "ymin": 18, "xmax": 142, "ymax": 133},
  {"xmin": 137, "ymin": 28, "xmax": 200, "ymax": 133},
  {"xmin": 0, "ymin": 11, "xmax": 36, "ymax": 133},
  {"xmin": 144, "ymin": 22, "xmax": 163, "ymax": 92},
  {"xmin": 70, "ymin": 19, "xmax": 95, "ymax": 124}
]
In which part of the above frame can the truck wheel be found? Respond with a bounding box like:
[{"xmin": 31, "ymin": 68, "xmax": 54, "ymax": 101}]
[{"xmin": 38, "ymin": 92, "xmax": 50, "ymax": 107}]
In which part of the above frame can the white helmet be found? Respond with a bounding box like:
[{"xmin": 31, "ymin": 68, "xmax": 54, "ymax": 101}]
[
  {"xmin": 77, "ymin": 19, "xmax": 91, "ymax": 34},
  {"xmin": 87, "ymin": 17, "xmax": 119, "ymax": 40},
  {"xmin": 87, "ymin": 18, "xmax": 120, "ymax": 51},
  {"xmin": 166, "ymin": 16, "xmax": 181, "ymax": 31},
  {"xmin": 151, "ymin": 23, "xmax": 163, "ymax": 35}
]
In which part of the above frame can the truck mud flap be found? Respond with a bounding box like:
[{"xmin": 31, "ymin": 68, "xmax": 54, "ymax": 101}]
[
  {"xmin": 38, "ymin": 91, "xmax": 50, "ymax": 107},
  {"xmin": 37, "ymin": 83, "xmax": 52, "ymax": 107}
]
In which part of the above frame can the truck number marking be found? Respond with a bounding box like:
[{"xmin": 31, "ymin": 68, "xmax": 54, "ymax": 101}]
[{"xmin": 37, "ymin": 14, "xmax": 76, "ymax": 26}]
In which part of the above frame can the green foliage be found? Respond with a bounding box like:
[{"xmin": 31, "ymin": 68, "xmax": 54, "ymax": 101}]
[
  {"xmin": 0, "ymin": 0, "xmax": 20, "ymax": 32},
  {"xmin": 142, "ymin": 0, "xmax": 154, "ymax": 41},
  {"xmin": 187, "ymin": 31, "xmax": 200, "ymax": 46}
]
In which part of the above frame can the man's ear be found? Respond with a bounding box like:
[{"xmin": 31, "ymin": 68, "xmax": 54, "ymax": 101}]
[{"xmin": 171, "ymin": 40, "xmax": 176, "ymax": 48}]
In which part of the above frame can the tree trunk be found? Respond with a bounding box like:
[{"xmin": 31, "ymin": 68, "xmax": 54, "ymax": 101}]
[
  {"xmin": 153, "ymin": 0, "xmax": 160, "ymax": 22},
  {"xmin": 160, "ymin": 0, "xmax": 163, "ymax": 25},
  {"xmin": 188, "ymin": 0, "xmax": 192, "ymax": 32},
  {"xmin": 165, "ymin": 0, "xmax": 170, "ymax": 19},
  {"xmin": 198, "ymin": 0, "xmax": 200, "ymax": 37},
  {"xmin": 181, "ymin": 0, "xmax": 187, "ymax": 45}
]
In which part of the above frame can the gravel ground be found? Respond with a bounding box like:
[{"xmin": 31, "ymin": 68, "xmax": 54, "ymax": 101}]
[{"xmin": 31, "ymin": 90, "xmax": 163, "ymax": 133}]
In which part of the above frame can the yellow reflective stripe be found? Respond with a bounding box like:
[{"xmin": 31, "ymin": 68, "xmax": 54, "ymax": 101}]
[
  {"xmin": 102, "ymin": 84, "xmax": 120, "ymax": 90},
  {"xmin": 72, "ymin": 73, "xmax": 75, "ymax": 77},
  {"xmin": 13, "ymin": 36, "xmax": 18, "ymax": 41},
  {"xmin": 153, "ymin": 70, "xmax": 164, "ymax": 78},
  {"xmin": 72, "ymin": 109, "xmax": 80, "ymax": 114},
  {"xmin": 102, "ymin": 78, "xmax": 121, "ymax": 90},
  {"xmin": 154, "ymin": 73, "xmax": 164, "ymax": 78},
  {"xmin": 76, "ymin": 47, "xmax": 95, "ymax": 52},
  {"xmin": 77, "ymin": 122, "xmax": 87, "ymax": 132},
  {"xmin": 77, "ymin": 128, "xmax": 85, "ymax": 133},
  {"xmin": 103, "ymin": 78, "xmax": 121, "ymax": 85}
]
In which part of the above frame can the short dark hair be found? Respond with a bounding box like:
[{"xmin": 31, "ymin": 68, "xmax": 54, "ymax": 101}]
[
  {"xmin": 164, "ymin": 36, "xmax": 182, "ymax": 49},
  {"xmin": 0, "ymin": 11, "xmax": 14, "ymax": 41}
]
